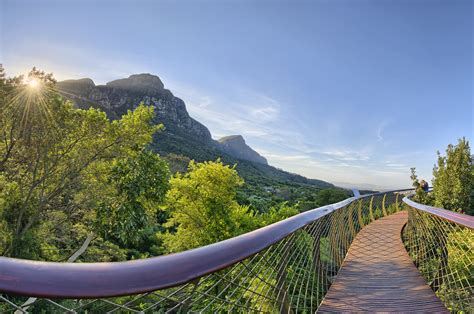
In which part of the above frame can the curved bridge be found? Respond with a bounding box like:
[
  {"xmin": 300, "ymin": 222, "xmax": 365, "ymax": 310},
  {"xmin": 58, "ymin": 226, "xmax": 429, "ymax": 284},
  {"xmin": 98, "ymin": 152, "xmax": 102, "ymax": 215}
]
[
  {"xmin": 1, "ymin": 189, "xmax": 473, "ymax": 313},
  {"xmin": 318, "ymin": 211, "xmax": 446, "ymax": 312}
]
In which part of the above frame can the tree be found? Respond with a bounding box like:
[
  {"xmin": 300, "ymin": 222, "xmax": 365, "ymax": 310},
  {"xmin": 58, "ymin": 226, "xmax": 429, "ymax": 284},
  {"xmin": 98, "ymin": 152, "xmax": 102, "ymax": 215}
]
[
  {"xmin": 258, "ymin": 203, "xmax": 299, "ymax": 226},
  {"xmin": 96, "ymin": 150, "xmax": 170, "ymax": 247},
  {"xmin": 314, "ymin": 188, "xmax": 351, "ymax": 207},
  {"xmin": 410, "ymin": 168, "xmax": 433, "ymax": 205},
  {"xmin": 163, "ymin": 160, "xmax": 257, "ymax": 252},
  {"xmin": 0, "ymin": 67, "xmax": 161, "ymax": 258},
  {"xmin": 432, "ymin": 138, "xmax": 473, "ymax": 214}
]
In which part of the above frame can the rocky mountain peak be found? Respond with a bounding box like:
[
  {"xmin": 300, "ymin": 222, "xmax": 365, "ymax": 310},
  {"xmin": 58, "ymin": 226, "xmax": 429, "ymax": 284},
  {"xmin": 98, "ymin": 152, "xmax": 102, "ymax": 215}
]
[
  {"xmin": 57, "ymin": 78, "xmax": 96, "ymax": 96},
  {"xmin": 106, "ymin": 73, "xmax": 165, "ymax": 94},
  {"xmin": 218, "ymin": 135, "xmax": 245, "ymax": 144},
  {"xmin": 218, "ymin": 135, "xmax": 268, "ymax": 165},
  {"xmin": 61, "ymin": 78, "xmax": 96, "ymax": 86}
]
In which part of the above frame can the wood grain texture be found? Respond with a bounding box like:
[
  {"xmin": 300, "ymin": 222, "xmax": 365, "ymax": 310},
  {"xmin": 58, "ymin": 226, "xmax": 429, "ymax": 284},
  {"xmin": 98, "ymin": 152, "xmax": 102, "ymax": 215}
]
[{"xmin": 318, "ymin": 211, "xmax": 447, "ymax": 313}]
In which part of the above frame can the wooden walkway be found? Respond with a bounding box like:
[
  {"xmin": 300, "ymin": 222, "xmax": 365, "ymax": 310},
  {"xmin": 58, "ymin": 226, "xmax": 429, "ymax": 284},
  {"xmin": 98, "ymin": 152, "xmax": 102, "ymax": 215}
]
[{"xmin": 318, "ymin": 211, "xmax": 447, "ymax": 313}]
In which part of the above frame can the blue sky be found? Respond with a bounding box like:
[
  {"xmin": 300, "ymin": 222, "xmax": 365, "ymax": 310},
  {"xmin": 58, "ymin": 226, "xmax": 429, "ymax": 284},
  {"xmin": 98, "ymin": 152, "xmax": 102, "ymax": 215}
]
[{"xmin": 2, "ymin": 0, "xmax": 472, "ymax": 189}]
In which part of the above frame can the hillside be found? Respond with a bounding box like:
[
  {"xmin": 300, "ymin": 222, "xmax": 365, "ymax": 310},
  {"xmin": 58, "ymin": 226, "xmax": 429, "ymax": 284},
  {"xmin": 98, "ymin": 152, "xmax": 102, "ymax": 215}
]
[
  {"xmin": 218, "ymin": 135, "xmax": 268, "ymax": 165},
  {"xmin": 57, "ymin": 74, "xmax": 335, "ymax": 210}
]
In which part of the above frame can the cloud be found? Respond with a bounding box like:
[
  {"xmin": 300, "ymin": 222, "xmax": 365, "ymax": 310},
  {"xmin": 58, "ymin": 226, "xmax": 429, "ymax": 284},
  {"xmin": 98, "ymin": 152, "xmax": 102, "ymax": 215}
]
[
  {"xmin": 165, "ymin": 80, "xmax": 416, "ymax": 187},
  {"xmin": 320, "ymin": 149, "xmax": 371, "ymax": 161},
  {"xmin": 168, "ymin": 81, "xmax": 286, "ymax": 141},
  {"xmin": 386, "ymin": 163, "xmax": 406, "ymax": 168},
  {"xmin": 376, "ymin": 121, "xmax": 389, "ymax": 142}
]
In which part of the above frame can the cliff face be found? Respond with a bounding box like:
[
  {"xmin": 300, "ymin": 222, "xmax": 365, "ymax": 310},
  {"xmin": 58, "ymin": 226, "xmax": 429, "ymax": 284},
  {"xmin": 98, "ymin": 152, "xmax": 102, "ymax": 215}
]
[
  {"xmin": 56, "ymin": 72, "xmax": 333, "ymax": 190},
  {"xmin": 57, "ymin": 73, "xmax": 270, "ymax": 163},
  {"xmin": 218, "ymin": 135, "xmax": 268, "ymax": 165},
  {"xmin": 57, "ymin": 74, "xmax": 213, "ymax": 143}
]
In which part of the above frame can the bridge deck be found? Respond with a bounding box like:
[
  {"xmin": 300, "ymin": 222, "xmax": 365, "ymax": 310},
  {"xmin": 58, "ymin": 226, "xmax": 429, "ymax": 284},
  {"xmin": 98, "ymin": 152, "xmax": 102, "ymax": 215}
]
[{"xmin": 318, "ymin": 211, "xmax": 447, "ymax": 313}]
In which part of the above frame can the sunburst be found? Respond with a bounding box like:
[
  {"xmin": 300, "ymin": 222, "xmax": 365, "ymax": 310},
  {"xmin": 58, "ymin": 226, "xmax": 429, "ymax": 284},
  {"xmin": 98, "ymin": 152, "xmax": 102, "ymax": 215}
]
[{"xmin": 2, "ymin": 74, "xmax": 58, "ymax": 141}]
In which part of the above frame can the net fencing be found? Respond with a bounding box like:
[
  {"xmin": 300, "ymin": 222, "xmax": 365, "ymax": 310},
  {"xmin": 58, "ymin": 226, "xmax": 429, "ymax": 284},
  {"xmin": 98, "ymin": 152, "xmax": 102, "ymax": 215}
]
[
  {"xmin": 403, "ymin": 200, "xmax": 473, "ymax": 312},
  {"xmin": 3, "ymin": 189, "xmax": 471, "ymax": 313}
]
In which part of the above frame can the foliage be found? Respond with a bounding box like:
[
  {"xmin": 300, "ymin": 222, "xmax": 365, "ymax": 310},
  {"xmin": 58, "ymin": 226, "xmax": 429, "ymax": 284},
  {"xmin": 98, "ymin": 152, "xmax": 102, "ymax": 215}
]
[
  {"xmin": 0, "ymin": 66, "xmax": 352, "ymax": 264},
  {"xmin": 432, "ymin": 138, "xmax": 473, "ymax": 214},
  {"xmin": 410, "ymin": 168, "xmax": 433, "ymax": 205},
  {"xmin": 259, "ymin": 203, "xmax": 300, "ymax": 226},
  {"xmin": 153, "ymin": 131, "xmax": 334, "ymax": 214},
  {"xmin": 96, "ymin": 150, "xmax": 170, "ymax": 246},
  {"xmin": 162, "ymin": 160, "xmax": 258, "ymax": 252},
  {"xmin": 0, "ymin": 66, "xmax": 162, "ymax": 259}
]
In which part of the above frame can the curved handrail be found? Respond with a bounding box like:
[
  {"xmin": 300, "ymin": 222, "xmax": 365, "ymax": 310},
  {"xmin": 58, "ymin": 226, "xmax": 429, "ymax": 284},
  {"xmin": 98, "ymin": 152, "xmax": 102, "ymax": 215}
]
[
  {"xmin": 0, "ymin": 189, "xmax": 411, "ymax": 299},
  {"xmin": 402, "ymin": 195, "xmax": 474, "ymax": 229}
]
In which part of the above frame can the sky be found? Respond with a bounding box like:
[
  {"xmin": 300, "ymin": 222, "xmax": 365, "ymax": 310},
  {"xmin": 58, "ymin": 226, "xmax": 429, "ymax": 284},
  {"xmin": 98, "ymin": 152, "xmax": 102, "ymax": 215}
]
[{"xmin": 1, "ymin": 0, "xmax": 473, "ymax": 190}]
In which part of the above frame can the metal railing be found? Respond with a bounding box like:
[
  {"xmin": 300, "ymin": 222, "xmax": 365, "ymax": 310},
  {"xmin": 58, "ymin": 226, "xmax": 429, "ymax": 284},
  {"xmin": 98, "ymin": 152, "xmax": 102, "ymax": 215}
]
[
  {"xmin": 2, "ymin": 189, "xmax": 471, "ymax": 313},
  {"xmin": 0, "ymin": 189, "xmax": 414, "ymax": 313},
  {"xmin": 402, "ymin": 195, "xmax": 474, "ymax": 312}
]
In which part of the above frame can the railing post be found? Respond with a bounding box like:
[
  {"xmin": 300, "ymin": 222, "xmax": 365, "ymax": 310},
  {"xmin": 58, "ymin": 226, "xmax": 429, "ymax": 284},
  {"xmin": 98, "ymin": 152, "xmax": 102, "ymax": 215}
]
[
  {"xmin": 369, "ymin": 196, "xmax": 375, "ymax": 222},
  {"xmin": 395, "ymin": 193, "xmax": 400, "ymax": 212},
  {"xmin": 382, "ymin": 193, "xmax": 387, "ymax": 217},
  {"xmin": 357, "ymin": 199, "xmax": 365, "ymax": 228},
  {"xmin": 348, "ymin": 203, "xmax": 356, "ymax": 239}
]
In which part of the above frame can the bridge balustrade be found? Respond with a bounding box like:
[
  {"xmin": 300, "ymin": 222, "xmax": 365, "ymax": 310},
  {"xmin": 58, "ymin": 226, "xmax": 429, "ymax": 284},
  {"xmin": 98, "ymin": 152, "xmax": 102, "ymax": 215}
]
[{"xmin": 0, "ymin": 189, "xmax": 472, "ymax": 313}]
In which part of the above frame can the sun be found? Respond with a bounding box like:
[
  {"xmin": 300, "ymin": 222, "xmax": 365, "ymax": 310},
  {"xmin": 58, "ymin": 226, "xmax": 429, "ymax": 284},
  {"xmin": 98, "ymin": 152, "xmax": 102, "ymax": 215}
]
[{"xmin": 27, "ymin": 78, "xmax": 39, "ymax": 89}]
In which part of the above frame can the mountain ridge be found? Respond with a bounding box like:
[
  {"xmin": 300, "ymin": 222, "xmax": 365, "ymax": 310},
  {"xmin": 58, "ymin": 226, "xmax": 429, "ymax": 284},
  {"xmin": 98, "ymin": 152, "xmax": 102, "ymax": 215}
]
[
  {"xmin": 218, "ymin": 135, "xmax": 268, "ymax": 165},
  {"xmin": 56, "ymin": 74, "xmax": 334, "ymax": 195}
]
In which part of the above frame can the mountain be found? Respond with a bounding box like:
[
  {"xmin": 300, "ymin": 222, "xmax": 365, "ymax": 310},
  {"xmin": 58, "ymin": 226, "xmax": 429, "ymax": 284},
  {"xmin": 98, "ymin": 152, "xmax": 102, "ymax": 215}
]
[
  {"xmin": 58, "ymin": 74, "xmax": 213, "ymax": 144},
  {"xmin": 56, "ymin": 74, "xmax": 334, "ymax": 205},
  {"xmin": 218, "ymin": 135, "xmax": 268, "ymax": 165}
]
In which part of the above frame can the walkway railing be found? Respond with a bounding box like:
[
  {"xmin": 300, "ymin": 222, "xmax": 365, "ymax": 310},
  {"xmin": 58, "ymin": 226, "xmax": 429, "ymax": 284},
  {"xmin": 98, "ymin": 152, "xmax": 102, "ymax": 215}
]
[
  {"xmin": 402, "ymin": 196, "xmax": 474, "ymax": 312},
  {"xmin": 0, "ymin": 188, "xmax": 472, "ymax": 313}
]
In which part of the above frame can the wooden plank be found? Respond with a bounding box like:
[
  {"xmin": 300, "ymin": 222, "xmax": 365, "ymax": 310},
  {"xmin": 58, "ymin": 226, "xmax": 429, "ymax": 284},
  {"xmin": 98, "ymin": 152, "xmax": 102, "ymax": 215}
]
[{"xmin": 318, "ymin": 211, "xmax": 447, "ymax": 313}]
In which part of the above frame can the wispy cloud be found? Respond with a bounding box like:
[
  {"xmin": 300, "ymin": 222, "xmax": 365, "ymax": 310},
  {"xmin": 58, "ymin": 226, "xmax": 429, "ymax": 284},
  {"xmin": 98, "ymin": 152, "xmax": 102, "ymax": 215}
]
[
  {"xmin": 4, "ymin": 42, "xmax": 415, "ymax": 189},
  {"xmin": 168, "ymin": 80, "xmax": 286, "ymax": 140},
  {"xmin": 166, "ymin": 80, "xmax": 416, "ymax": 188},
  {"xmin": 320, "ymin": 149, "xmax": 371, "ymax": 161},
  {"xmin": 376, "ymin": 121, "xmax": 389, "ymax": 142}
]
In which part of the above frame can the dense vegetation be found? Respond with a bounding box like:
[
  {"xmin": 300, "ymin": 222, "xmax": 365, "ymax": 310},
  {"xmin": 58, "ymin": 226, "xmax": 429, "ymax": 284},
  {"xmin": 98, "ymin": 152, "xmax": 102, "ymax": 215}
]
[
  {"xmin": 0, "ymin": 66, "xmax": 350, "ymax": 262},
  {"xmin": 151, "ymin": 126, "xmax": 337, "ymax": 213},
  {"xmin": 407, "ymin": 139, "xmax": 473, "ymax": 312},
  {"xmin": 410, "ymin": 137, "xmax": 473, "ymax": 215}
]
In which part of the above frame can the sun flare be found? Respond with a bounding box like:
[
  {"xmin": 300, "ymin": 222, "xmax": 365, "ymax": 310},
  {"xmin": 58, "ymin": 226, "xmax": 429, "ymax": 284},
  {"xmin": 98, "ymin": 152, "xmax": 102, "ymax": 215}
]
[{"xmin": 27, "ymin": 78, "xmax": 39, "ymax": 88}]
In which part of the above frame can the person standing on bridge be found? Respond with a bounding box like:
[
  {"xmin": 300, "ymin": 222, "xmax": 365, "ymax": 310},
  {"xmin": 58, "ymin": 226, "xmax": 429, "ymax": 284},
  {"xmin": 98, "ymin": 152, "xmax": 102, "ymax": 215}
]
[{"xmin": 420, "ymin": 180, "xmax": 429, "ymax": 192}]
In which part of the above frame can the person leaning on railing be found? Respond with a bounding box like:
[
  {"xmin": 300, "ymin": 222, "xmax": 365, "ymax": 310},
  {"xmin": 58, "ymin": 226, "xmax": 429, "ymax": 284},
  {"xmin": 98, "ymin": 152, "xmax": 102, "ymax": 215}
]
[{"xmin": 419, "ymin": 180, "xmax": 429, "ymax": 192}]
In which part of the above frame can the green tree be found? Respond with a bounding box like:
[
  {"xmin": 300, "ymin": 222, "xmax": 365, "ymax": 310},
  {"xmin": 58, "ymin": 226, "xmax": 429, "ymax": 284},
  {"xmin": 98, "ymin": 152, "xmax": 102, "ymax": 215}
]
[
  {"xmin": 410, "ymin": 168, "xmax": 433, "ymax": 205},
  {"xmin": 97, "ymin": 150, "xmax": 170, "ymax": 246},
  {"xmin": 432, "ymin": 138, "xmax": 473, "ymax": 214},
  {"xmin": 0, "ymin": 67, "xmax": 161, "ymax": 258},
  {"xmin": 163, "ymin": 160, "xmax": 257, "ymax": 252},
  {"xmin": 258, "ymin": 203, "xmax": 299, "ymax": 226},
  {"xmin": 314, "ymin": 188, "xmax": 351, "ymax": 207}
]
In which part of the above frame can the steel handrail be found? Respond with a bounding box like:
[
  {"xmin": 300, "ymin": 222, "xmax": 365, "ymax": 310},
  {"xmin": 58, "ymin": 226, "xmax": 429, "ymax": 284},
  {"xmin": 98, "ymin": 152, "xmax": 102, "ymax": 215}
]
[
  {"xmin": 0, "ymin": 189, "xmax": 412, "ymax": 299},
  {"xmin": 402, "ymin": 195, "xmax": 474, "ymax": 229}
]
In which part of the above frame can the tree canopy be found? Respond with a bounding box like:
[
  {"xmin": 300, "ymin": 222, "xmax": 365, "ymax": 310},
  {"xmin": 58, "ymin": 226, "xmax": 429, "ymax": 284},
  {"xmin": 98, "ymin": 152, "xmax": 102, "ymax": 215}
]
[
  {"xmin": 432, "ymin": 138, "xmax": 473, "ymax": 214},
  {"xmin": 410, "ymin": 138, "xmax": 473, "ymax": 215},
  {"xmin": 163, "ymin": 160, "xmax": 258, "ymax": 252},
  {"xmin": 0, "ymin": 66, "xmax": 166, "ymax": 259}
]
